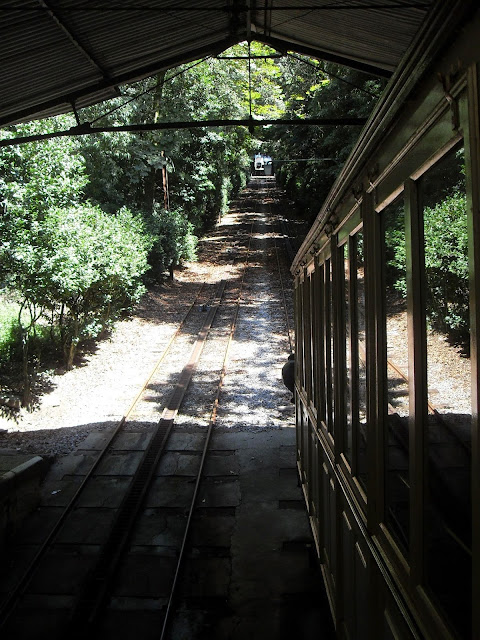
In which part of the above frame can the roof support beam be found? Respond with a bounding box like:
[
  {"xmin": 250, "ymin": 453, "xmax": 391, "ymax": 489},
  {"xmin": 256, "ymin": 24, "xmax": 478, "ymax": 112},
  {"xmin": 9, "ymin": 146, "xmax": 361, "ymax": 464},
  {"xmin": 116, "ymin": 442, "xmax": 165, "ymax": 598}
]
[
  {"xmin": 0, "ymin": 116, "xmax": 368, "ymax": 148},
  {"xmin": 254, "ymin": 34, "xmax": 393, "ymax": 78},
  {"xmin": 37, "ymin": 0, "xmax": 113, "ymax": 83},
  {"xmin": 0, "ymin": 36, "xmax": 240, "ymax": 127},
  {"xmin": 0, "ymin": 4, "xmax": 431, "ymax": 12}
]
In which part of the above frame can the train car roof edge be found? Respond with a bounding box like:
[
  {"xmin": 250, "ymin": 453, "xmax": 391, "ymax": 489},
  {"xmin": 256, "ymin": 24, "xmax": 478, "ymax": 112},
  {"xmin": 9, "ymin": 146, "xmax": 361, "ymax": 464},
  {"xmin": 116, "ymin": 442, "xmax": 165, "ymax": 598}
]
[{"xmin": 291, "ymin": 0, "xmax": 476, "ymax": 273}]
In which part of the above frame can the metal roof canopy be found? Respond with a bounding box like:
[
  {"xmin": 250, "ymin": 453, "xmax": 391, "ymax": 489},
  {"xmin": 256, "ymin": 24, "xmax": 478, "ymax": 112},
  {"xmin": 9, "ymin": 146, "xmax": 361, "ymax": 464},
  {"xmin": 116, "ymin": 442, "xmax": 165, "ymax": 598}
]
[{"xmin": 0, "ymin": 1, "xmax": 436, "ymax": 127}]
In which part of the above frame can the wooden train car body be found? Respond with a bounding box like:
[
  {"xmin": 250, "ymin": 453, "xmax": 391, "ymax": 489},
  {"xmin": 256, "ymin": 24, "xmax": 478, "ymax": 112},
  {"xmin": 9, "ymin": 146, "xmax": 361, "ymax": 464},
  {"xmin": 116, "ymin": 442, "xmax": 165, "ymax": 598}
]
[{"xmin": 291, "ymin": 4, "xmax": 480, "ymax": 639}]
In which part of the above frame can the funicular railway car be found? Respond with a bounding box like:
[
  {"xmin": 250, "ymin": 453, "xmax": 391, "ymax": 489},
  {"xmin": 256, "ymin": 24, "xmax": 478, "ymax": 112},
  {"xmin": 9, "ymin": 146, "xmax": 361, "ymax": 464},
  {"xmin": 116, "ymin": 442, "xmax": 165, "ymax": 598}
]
[
  {"xmin": 253, "ymin": 153, "xmax": 274, "ymax": 176},
  {"xmin": 291, "ymin": 4, "xmax": 480, "ymax": 640}
]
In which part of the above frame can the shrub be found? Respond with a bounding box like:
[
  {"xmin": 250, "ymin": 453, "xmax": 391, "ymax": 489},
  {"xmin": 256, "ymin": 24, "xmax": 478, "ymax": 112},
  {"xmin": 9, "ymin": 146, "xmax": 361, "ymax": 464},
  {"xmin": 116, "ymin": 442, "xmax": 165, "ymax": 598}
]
[
  {"xmin": 0, "ymin": 299, "xmax": 20, "ymax": 365},
  {"xmin": 1, "ymin": 205, "xmax": 151, "ymax": 373},
  {"xmin": 385, "ymin": 191, "xmax": 469, "ymax": 343},
  {"xmin": 45, "ymin": 205, "xmax": 150, "ymax": 366},
  {"xmin": 145, "ymin": 206, "xmax": 198, "ymax": 279},
  {"xmin": 423, "ymin": 192, "xmax": 469, "ymax": 339}
]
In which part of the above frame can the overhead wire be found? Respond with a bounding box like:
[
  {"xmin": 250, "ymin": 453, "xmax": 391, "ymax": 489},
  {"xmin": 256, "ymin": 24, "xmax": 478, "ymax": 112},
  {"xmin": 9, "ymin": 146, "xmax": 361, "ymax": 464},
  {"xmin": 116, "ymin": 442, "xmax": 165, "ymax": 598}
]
[
  {"xmin": 89, "ymin": 49, "xmax": 378, "ymax": 128},
  {"xmin": 287, "ymin": 52, "xmax": 379, "ymax": 98},
  {"xmin": 88, "ymin": 56, "xmax": 212, "ymax": 126}
]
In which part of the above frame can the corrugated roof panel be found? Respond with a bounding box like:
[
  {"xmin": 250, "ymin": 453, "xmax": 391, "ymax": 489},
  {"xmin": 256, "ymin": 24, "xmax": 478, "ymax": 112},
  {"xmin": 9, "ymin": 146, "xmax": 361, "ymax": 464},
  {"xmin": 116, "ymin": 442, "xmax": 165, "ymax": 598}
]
[
  {"xmin": 39, "ymin": 0, "xmax": 231, "ymax": 72},
  {"xmin": 262, "ymin": 1, "xmax": 429, "ymax": 71},
  {"xmin": 0, "ymin": 0, "xmax": 436, "ymax": 125}
]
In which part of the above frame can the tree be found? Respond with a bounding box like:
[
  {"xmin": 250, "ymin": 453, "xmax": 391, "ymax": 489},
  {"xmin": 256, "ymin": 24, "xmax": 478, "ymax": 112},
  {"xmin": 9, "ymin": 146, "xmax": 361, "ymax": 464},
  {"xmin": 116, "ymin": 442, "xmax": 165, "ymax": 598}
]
[
  {"xmin": 146, "ymin": 205, "xmax": 197, "ymax": 279},
  {"xmin": 0, "ymin": 115, "xmax": 87, "ymax": 221},
  {"xmin": 269, "ymin": 57, "xmax": 385, "ymax": 220},
  {"xmin": 46, "ymin": 205, "xmax": 150, "ymax": 368}
]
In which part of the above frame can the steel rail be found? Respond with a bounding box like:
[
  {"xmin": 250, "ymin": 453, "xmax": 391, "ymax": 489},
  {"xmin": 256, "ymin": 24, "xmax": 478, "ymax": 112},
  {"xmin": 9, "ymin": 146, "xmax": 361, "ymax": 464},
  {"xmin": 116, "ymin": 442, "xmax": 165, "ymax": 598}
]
[
  {"xmin": 160, "ymin": 223, "xmax": 255, "ymax": 640},
  {"xmin": 256, "ymin": 176, "xmax": 295, "ymax": 354},
  {"xmin": 0, "ymin": 280, "xmax": 207, "ymax": 627},
  {"xmin": 67, "ymin": 280, "xmax": 227, "ymax": 630},
  {"xmin": 269, "ymin": 202, "xmax": 295, "ymax": 353}
]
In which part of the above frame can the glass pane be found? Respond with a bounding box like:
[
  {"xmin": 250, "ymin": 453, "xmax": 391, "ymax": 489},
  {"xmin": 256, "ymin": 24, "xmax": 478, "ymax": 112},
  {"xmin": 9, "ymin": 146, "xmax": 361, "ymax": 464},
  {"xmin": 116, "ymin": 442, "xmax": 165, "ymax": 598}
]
[
  {"xmin": 342, "ymin": 241, "xmax": 353, "ymax": 463},
  {"xmin": 355, "ymin": 231, "xmax": 368, "ymax": 489},
  {"xmin": 383, "ymin": 198, "xmax": 410, "ymax": 552},
  {"xmin": 305, "ymin": 273, "xmax": 312, "ymax": 398},
  {"xmin": 295, "ymin": 283, "xmax": 304, "ymax": 392},
  {"xmin": 315, "ymin": 263, "xmax": 326, "ymax": 422},
  {"xmin": 420, "ymin": 147, "xmax": 471, "ymax": 639},
  {"xmin": 302, "ymin": 276, "xmax": 310, "ymax": 394},
  {"xmin": 325, "ymin": 259, "xmax": 334, "ymax": 435},
  {"xmin": 300, "ymin": 402, "xmax": 309, "ymax": 481},
  {"xmin": 310, "ymin": 270, "xmax": 317, "ymax": 409}
]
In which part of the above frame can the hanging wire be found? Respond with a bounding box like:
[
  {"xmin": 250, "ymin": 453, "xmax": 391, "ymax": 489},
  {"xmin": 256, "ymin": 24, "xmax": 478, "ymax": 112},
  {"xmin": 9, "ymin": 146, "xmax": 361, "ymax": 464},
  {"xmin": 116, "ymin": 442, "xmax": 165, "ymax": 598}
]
[
  {"xmin": 88, "ymin": 56, "xmax": 211, "ymax": 125},
  {"xmin": 288, "ymin": 52, "xmax": 379, "ymax": 98}
]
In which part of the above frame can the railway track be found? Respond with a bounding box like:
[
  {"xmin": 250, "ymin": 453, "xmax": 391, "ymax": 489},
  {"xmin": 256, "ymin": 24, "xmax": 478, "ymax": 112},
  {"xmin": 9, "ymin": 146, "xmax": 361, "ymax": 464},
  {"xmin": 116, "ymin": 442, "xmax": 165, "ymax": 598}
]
[{"xmin": 0, "ymin": 177, "xmax": 303, "ymax": 640}]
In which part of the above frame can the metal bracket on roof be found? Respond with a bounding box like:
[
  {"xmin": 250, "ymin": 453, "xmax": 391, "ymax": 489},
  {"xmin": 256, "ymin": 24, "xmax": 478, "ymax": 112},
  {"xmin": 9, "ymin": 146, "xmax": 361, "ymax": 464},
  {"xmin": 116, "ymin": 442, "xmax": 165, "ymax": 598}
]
[
  {"xmin": 324, "ymin": 215, "xmax": 338, "ymax": 238},
  {"xmin": 439, "ymin": 73, "xmax": 460, "ymax": 131},
  {"xmin": 352, "ymin": 184, "xmax": 363, "ymax": 205},
  {"xmin": 68, "ymin": 122, "xmax": 92, "ymax": 136},
  {"xmin": 71, "ymin": 101, "xmax": 82, "ymax": 127}
]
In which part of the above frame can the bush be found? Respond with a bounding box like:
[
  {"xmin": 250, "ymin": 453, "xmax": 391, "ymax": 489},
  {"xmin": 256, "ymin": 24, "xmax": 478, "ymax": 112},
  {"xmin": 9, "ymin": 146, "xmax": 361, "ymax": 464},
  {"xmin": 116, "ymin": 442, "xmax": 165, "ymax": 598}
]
[
  {"xmin": 45, "ymin": 205, "xmax": 150, "ymax": 366},
  {"xmin": 385, "ymin": 191, "xmax": 469, "ymax": 343},
  {"xmin": 0, "ymin": 299, "xmax": 20, "ymax": 365},
  {"xmin": 145, "ymin": 206, "xmax": 198, "ymax": 279},
  {"xmin": 1, "ymin": 205, "xmax": 151, "ymax": 372},
  {"xmin": 423, "ymin": 192, "xmax": 469, "ymax": 338}
]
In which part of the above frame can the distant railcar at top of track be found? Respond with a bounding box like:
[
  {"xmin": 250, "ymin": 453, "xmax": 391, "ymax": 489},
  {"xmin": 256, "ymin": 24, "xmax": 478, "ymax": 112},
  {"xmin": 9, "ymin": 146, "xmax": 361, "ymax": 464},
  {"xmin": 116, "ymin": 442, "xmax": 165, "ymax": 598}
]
[{"xmin": 252, "ymin": 154, "xmax": 274, "ymax": 176}]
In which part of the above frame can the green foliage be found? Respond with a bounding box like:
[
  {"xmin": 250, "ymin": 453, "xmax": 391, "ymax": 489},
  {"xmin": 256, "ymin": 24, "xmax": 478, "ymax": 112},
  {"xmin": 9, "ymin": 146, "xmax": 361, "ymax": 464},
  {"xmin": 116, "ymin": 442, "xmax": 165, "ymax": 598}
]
[
  {"xmin": 384, "ymin": 202, "xmax": 407, "ymax": 297},
  {"xmin": 45, "ymin": 205, "xmax": 150, "ymax": 364},
  {"xmin": 423, "ymin": 192, "xmax": 469, "ymax": 336},
  {"xmin": 78, "ymin": 52, "xmax": 257, "ymax": 230},
  {"xmin": 268, "ymin": 58, "xmax": 385, "ymax": 220},
  {"xmin": 0, "ymin": 299, "xmax": 20, "ymax": 365},
  {"xmin": 385, "ymin": 192, "xmax": 469, "ymax": 341},
  {"xmin": 146, "ymin": 205, "xmax": 198, "ymax": 278},
  {"xmin": 0, "ymin": 115, "xmax": 87, "ymax": 220},
  {"xmin": 1, "ymin": 204, "xmax": 150, "ymax": 371}
]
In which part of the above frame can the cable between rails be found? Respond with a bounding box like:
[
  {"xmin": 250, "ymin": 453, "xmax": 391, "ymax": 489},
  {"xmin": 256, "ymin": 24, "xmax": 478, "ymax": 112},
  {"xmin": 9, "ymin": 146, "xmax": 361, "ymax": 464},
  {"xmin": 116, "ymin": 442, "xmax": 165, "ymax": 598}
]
[{"xmin": 160, "ymin": 223, "xmax": 255, "ymax": 639}]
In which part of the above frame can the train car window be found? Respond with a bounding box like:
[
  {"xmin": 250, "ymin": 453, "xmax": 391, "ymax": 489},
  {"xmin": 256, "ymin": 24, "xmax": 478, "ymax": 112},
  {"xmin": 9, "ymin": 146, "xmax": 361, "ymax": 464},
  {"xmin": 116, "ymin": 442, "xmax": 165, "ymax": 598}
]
[
  {"xmin": 303, "ymin": 271, "xmax": 313, "ymax": 399},
  {"xmin": 325, "ymin": 258, "xmax": 335, "ymax": 436},
  {"xmin": 341, "ymin": 241, "xmax": 353, "ymax": 464},
  {"xmin": 308, "ymin": 269, "xmax": 316, "ymax": 407},
  {"xmin": 419, "ymin": 147, "xmax": 471, "ymax": 639},
  {"xmin": 382, "ymin": 197, "xmax": 410, "ymax": 553},
  {"xmin": 314, "ymin": 260, "xmax": 326, "ymax": 423},
  {"xmin": 354, "ymin": 231, "xmax": 367, "ymax": 490},
  {"xmin": 295, "ymin": 281, "xmax": 304, "ymax": 395},
  {"xmin": 299, "ymin": 401, "xmax": 310, "ymax": 485},
  {"xmin": 340, "ymin": 230, "xmax": 367, "ymax": 491}
]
